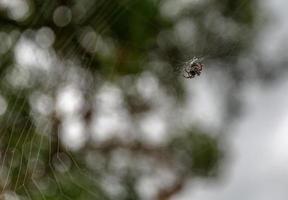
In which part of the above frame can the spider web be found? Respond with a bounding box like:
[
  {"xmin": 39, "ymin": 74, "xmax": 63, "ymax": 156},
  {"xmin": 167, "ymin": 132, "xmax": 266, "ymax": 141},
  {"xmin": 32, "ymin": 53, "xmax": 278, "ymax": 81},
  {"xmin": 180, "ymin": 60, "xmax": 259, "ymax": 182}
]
[{"xmin": 0, "ymin": 0, "xmax": 258, "ymax": 199}]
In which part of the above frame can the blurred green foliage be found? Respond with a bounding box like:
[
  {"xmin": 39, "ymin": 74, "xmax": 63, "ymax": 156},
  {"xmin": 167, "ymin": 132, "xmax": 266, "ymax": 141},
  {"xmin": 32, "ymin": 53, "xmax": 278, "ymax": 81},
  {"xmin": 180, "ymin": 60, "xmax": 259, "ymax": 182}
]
[
  {"xmin": 0, "ymin": 0, "xmax": 257, "ymax": 199},
  {"xmin": 169, "ymin": 131, "xmax": 221, "ymax": 177}
]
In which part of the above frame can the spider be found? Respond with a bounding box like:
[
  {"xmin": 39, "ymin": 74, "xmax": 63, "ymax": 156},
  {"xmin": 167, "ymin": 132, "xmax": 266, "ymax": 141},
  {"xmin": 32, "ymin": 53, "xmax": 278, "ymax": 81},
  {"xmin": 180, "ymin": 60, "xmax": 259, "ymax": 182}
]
[{"xmin": 182, "ymin": 57, "xmax": 204, "ymax": 79}]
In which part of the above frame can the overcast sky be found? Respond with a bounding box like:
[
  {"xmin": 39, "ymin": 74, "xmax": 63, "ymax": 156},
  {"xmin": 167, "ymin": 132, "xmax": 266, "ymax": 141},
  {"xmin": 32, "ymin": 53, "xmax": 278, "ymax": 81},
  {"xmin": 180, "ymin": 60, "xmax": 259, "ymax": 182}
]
[{"xmin": 174, "ymin": 0, "xmax": 288, "ymax": 199}]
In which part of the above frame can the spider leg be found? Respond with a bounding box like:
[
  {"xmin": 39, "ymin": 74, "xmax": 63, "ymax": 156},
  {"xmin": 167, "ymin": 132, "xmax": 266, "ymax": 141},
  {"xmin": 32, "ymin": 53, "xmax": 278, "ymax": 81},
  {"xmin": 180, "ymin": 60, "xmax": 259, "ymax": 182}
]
[
  {"xmin": 183, "ymin": 73, "xmax": 193, "ymax": 78},
  {"xmin": 195, "ymin": 63, "xmax": 202, "ymax": 71},
  {"xmin": 184, "ymin": 66, "xmax": 190, "ymax": 74},
  {"xmin": 181, "ymin": 57, "xmax": 203, "ymax": 79}
]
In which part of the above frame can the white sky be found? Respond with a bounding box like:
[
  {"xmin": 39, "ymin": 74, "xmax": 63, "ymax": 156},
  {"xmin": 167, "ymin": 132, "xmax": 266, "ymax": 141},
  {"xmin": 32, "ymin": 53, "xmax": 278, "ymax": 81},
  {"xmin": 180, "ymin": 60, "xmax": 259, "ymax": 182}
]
[{"xmin": 173, "ymin": 0, "xmax": 288, "ymax": 199}]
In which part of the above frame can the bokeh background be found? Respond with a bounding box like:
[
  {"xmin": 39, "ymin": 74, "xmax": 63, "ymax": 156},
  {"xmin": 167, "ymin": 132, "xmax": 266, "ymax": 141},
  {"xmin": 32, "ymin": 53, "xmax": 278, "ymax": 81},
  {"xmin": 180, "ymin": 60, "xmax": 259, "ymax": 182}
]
[{"xmin": 0, "ymin": 0, "xmax": 288, "ymax": 199}]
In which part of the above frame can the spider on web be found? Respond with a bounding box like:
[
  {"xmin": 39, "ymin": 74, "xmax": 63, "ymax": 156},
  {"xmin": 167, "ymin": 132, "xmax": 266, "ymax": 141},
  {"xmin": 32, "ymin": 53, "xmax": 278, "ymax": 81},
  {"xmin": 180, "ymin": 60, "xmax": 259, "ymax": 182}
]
[{"xmin": 182, "ymin": 57, "xmax": 204, "ymax": 79}]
